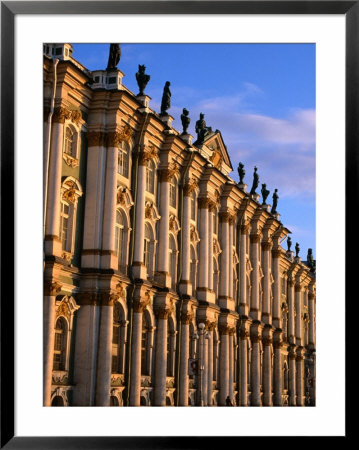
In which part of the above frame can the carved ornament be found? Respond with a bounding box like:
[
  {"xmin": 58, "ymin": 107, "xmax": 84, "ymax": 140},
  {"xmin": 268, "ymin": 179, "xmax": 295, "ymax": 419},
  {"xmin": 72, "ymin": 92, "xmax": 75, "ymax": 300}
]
[
  {"xmin": 117, "ymin": 187, "xmax": 127, "ymax": 206},
  {"xmin": 56, "ymin": 300, "xmax": 70, "ymax": 321},
  {"xmin": 250, "ymin": 233, "xmax": 261, "ymax": 244},
  {"xmin": 209, "ymin": 149, "xmax": 223, "ymax": 169},
  {"xmin": 53, "ymin": 106, "xmax": 71, "ymax": 124},
  {"xmin": 63, "ymin": 153, "xmax": 79, "ymax": 168},
  {"xmin": 145, "ymin": 202, "xmax": 153, "ymax": 219},
  {"xmin": 62, "ymin": 181, "xmax": 78, "ymax": 204}
]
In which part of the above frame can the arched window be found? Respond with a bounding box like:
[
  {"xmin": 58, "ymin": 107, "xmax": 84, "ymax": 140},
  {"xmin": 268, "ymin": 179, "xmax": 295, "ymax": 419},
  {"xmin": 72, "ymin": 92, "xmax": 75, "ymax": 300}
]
[
  {"xmin": 169, "ymin": 235, "xmax": 177, "ymax": 290},
  {"xmin": 51, "ymin": 396, "xmax": 64, "ymax": 406},
  {"xmin": 146, "ymin": 160, "xmax": 155, "ymax": 194},
  {"xmin": 53, "ymin": 317, "xmax": 67, "ymax": 371},
  {"xmin": 60, "ymin": 201, "xmax": 70, "ymax": 251},
  {"xmin": 141, "ymin": 313, "xmax": 150, "ymax": 375},
  {"xmin": 190, "ymin": 245, "xmax": 197, "ymax": 296},
  {"xmin": 112, "ymin": 302, "xmax": 126, "ymax": 374},
  {"xmin": 64, "ymin": 127, "xmax": 74, "ymax": 156},
  {"xmin": 169, "ymin": 178, "xmax": 177, "ymax": 208},
  {"xmin": 190, "ymin": 191, "xmax": 196, "ymax": 221},
  {"xmin": 115, "ymin": 209, "xmax": 125, "ymax": 272},
  {"xmin": 118, "ymin": 142, "xmax": 129, "ymax": 178},
  {"xmin": 59, "ymin": 178, "xmax": 83, "ymax": 256}
]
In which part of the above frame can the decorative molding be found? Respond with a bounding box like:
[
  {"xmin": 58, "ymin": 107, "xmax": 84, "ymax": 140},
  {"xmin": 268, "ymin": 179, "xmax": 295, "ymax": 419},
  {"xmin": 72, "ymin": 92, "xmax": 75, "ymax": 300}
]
[
  {"xmin": 209, "ymin": 149, "xmax": 223, "ymax": 169},
  {"xmin": 56, "ymin": 300, "xmax": 70, "ymax": 321},
  {"xmin": 63, "ymin": 153, "xmax": 79, "ymax": 168}
]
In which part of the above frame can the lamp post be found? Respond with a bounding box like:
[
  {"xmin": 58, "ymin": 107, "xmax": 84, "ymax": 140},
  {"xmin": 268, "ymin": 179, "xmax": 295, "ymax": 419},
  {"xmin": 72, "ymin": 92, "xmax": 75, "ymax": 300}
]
[{"xmin": 195, "ymin": 322, "xmax": 209, "ymax": 406}]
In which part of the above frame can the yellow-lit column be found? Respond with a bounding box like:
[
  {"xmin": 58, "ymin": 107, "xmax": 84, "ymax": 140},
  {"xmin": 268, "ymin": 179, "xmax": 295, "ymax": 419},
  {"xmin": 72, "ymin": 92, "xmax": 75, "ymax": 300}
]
[
  {"xmin": 154, "ymin": 306, "xmax": 170, "ymax": 406},
  {"xmin": 261, "ymin": 241, "xmax": 272, "ymax": 324},
  {"xmin": 249, "ymin": 233, "xmax": 261, "ymax": 321},
  {"xmin": 262, "ymin": 324, "xmax": 273, "ymax": 406},
  {"xmin": 240, "ymin": 319, "xmax": 251, "ymax": 406}
]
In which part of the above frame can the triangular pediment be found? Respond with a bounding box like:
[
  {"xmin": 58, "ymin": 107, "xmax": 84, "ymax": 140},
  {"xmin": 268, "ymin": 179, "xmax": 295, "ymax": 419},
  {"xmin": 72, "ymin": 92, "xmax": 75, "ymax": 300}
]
[{"xmin": 201, "ymin": 131, "xmax": 233, "ymax": 174}]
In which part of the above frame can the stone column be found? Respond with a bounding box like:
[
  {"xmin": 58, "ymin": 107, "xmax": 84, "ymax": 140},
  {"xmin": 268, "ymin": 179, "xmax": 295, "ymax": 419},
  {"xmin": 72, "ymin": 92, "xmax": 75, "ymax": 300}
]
[
  {"xmin": 43, "ymin": 281, "xmax": 62, "ymax": 406},
  {"xmin": 228, "ymin": 329, "xmax": 234, "ymax": 402},
  {"xmin": 207, "ymin": 324, "xmax": 214, "ymax": 406},
  {"xmin": 219, "ymin": 325, "xmax": 230, "ymax": 405},
  {"xmin": 288, "ymin": 345, "xmax": 297, "ymax": 406},
  {"xmin": 129, "ymin": 295, "xmax": 150, "ymax": 406},
  {"xmin": 219, "ymin": 213, "xmax": 230, "ymax": 298},
  {"xmin": 95, "ymin": 293, "xmax": 116, "ymax": 406},
  {"xmin": 157, "ymin": 169, "xmax": 171, "ymax": 286},
  {"xmin": 101, "ymin": 135, "xmax": 119, "ymax": 269},
  {"xmin": 240, "ymin": 320, "xmax": 250, "ymax": 406},
  {"xmin": 272, "ymin": 248, "xmax": 281, "ymax": 328},
  {"xmin": 261, "ymin": 242, "xmax": 272, "ymax": 325},
  {"xmin": 81, "ymin": 131, "xmax": 107, "ymax": 268},
  {"xmin": 132, "ymin": 153, "xmax": 147, "ymax": 279},
  {"xmin": 295, "ymin": 284, "xmax": 303, "ymax": 346},
  {"xmin": 45, "ymin": 108, "xmax": 66, "ymax": 256},
  {"xmin": 250, "ymin": 321, "xmax": 263, "ymax": 406},
  {"xmin": 179, "ymin": 312, "xmax": 192, "ymax": 406},
  {"xmin": 262, "ymin": 325, "xmax": 274, "ymax": 406},
  {"xmin": 154, "ymin": 307, "xmax": 170, "ymax": 406},
  {"xmin": 208, "ymin": 207, "xmax": 214, "ymax": 291},
  {"xmin": 288, "ymin": 279, "xmax": 296, "ymax": 344},
  {"xmin": 308, "ymin": 292, "xmax": 316, "ymax": 348},
  {"xmin": 180, "ymin": 182, "xmax": 195, "ymax": 294},
  {"xmin": 239, "ymin": 223, "xmax": 250, "ymax": 316},
  {"xmin": 296, "ymin": 346, "xmax": 305, "ymax": 406},
  {"xmin": 73, "ymin": 293, "xmax": 101, "ymax": 406},
  {"xmin": 250, "ymin": 233, "xmax": 261, "ymax": 321},
  {"xmin": 228, "ymin": 218, "xmax": 234, "ymax": 299},
  {"xmin": 203, "ymin": 334, "xmax": 209, "ymax": 406},
  {"xmin": 198, "ymin": 198, "xmax": 209, "ymax": 291},
  {"xmin": 273, "ymin": 330, "xmax": 283, "ymax": 406}
]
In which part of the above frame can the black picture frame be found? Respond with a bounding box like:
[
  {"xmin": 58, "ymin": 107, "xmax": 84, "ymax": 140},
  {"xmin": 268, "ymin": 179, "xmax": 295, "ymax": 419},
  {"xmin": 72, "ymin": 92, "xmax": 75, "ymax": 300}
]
[{"xmin": 1, "ymin": 1, "xmax": 353, "ymax": 447}]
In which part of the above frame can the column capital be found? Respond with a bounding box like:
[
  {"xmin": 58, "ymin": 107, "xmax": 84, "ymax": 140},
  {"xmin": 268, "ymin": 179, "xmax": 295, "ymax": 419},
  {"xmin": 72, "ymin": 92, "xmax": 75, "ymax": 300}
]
[
  {"xmin": 250, "ymin": 321, "xmax": 263, "ymax": 342},
  {"xmin": 87, "ymin": 130, "xmax": 107, "ymax": 147},
  {"xmin": 52, "ymin": 105, "xmax": 71, "ymax": 124},
  {"xmin": 219, "ymin": 324, "xmax": 231, "ymax": 335},
  {"xmin": 100, "ymin": 291, "xmax": 119, "ymax": 306},
  {"xmin": 271, "ymin": 248, "xmax": 282, "ymax": 258},
  {"xmin": 240, "ymin": 222, "xmax": 251, "ymax": 234},
  {"xmin": 77, "ymin": 292, "xmax": 100, "ymax": 306},
  {"xmin": 138, "ymin": 145, "xmax": 158, "ymax": 165},
  {"xmin": 308, "ymin": 292, "xmax": 315, "ymax": 300},
  {"xmin": 181, "ymin": 311, "xmax": 194, "ymax": 324},
  {"xmin": 295, "ymin": 284, "xmax": 302, "ymax": 293},
  {"xmin": 288, "ymin": 344, "xmax": 297, "ymax": 359},
  {"xmin": 273, "ymin": 329, "xmax": 283, "ymax": 349},
  {"xmin": 158, "ymin": 162, "xmax": 180, "ymax": 182},
  {"xmin": 198, "ymin": 197, "xmax": 211, "ymax": 209},
  {"xmin": 183, "ymin": 178, "xmax": 198, "ymax": 196},
  {"xmin": 155, "ymin": 305, "xmax": 173, "ymax": 320},
  {"xmin": 250, "ymin": 233, "xmax": 261, "ymax": 244},
  {"xmin": 261, "ymin": 241, "xmax": 273, "ymax": 251},
  {"xmin": 44, "ymin": 280, "xmax": 62, "ymax": 296},
  {"xmin": 262, "ymin": 324, "xmax": 274, "ymax": 345},
  {"xmin": 133, "ymin": 291, "xmax": 151, "ymax": 313}
]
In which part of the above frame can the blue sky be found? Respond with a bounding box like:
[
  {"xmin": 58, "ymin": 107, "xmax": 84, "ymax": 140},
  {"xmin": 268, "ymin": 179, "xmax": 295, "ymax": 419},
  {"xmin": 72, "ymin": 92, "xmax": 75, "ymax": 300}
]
[{"xmin": 72, "ymin": 43, "xmax": 315, "ymax": 258}]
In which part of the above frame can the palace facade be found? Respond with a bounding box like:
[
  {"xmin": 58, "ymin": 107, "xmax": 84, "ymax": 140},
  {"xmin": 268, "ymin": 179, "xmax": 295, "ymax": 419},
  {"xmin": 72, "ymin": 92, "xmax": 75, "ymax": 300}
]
[{"xmin": 43, "ymin": 44, "xmax": 316, "ymax": 407}]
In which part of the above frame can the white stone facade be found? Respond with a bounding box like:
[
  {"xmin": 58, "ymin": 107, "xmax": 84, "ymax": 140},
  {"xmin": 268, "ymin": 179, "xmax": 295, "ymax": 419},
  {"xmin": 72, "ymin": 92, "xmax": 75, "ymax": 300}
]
[{"xmin": 43, "ymin": 45, "xmax": 316, "ymax": 407}]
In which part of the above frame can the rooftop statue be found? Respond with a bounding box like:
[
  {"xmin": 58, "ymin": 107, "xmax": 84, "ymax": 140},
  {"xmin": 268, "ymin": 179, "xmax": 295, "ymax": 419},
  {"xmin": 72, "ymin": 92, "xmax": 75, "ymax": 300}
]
[
  {"xmin": 249, "ymin": 166, "xmax": 259, "ymax": 195},
  {"xmin": 307, "ymin": 248, "xmax": 315, "ymax": 272},
  {"xmin": 136, "ymin": 64, "xmax": 150, "ymax": 96},
  {"xmin": 295, "ymin": 242, "xmax": 300, "ymax": 258},
  {"xmin": 271, "ymin": 188, "xmax": 279, "ymax": 214},
  {"xmin": 181, "ymin": 108, "xmax": 190, "ymax": 134},
  {"xmin": 160, "ymin": 81, "xmax": 171, "ymax": 115},
  {"xmin": 106, "ymin": 44, "xmax": 121, "ymax": 70},
  {"xmin": 195, "ymin": 113, "xmax": 212, "ymax": 143},
  {"xmin": 287, "ymin": 236, "xmax": 292, "ymax": 252},
  {"xmin": 261, "ymin": 183, "xmax": 270, "ymax": 205},
  {"xmin": 237, "ymin": 162, "xmax": 245, "ymax": 184}
]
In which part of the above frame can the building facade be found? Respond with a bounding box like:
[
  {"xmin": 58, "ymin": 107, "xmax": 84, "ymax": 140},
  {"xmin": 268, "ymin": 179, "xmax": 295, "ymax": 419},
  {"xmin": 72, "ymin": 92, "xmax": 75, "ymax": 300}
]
[{"xmin": 43, "ymin": 44, "xmax": 316, "ymax": 407}]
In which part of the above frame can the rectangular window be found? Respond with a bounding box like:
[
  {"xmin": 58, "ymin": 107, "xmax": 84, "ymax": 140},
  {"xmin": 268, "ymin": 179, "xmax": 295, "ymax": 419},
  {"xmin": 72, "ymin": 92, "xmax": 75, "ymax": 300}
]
[
  {"xmin": 169, "ymin": 182, "xmax": 176, "ymax": 208},
  {"xmin": 60, "ymin": 203, "xmax": 69, "ymax": 250},
  {"xmin": 118, "ymin": 149, "xmax": 128, "ymax": 178}
]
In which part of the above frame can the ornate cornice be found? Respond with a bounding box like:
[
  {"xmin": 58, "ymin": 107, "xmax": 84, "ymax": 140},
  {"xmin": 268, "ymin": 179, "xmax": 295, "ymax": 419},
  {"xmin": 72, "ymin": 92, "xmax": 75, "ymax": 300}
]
[{"xmin": 44, "ymin": 281, "xmax": 62, "ymax": 297}]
